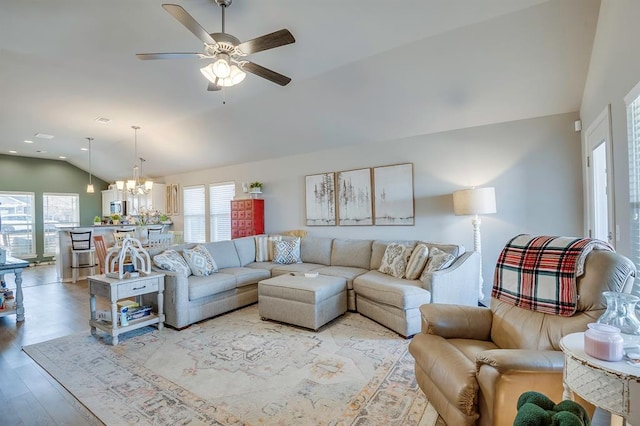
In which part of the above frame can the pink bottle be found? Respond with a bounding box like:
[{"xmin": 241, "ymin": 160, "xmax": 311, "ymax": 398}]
[{"xmin": 584, "ymin": 323, "xmax": 624, "ymax": 361}]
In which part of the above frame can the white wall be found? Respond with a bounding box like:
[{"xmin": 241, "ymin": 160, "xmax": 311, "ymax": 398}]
[
  {"xmin": 164, "ymin": 112, "xmax": 583, "ymax": 301},
  {"xmin": 580, "ymin": 0, "xmax": 640, "ymax": 260}
]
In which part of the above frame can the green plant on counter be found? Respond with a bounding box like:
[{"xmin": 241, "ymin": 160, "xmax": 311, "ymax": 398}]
[
  {"xmin": 93, "ymin": 216, "xmax": 101, "ymax": 224},
  {"xmin": 160, "ymin": 214, "xmax": 170, "ymax": 222},
  {"xmin": 249, "ymin": 181, "xmax": 263, "ymax": 191}
]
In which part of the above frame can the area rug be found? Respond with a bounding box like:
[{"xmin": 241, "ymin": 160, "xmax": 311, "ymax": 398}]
[{"xmin": 23, "ymin": 304, "xmax": 441, "ymax": 425}]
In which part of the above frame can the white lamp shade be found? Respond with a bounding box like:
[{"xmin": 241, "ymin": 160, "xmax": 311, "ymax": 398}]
[
  {"xmin": 115, "ymin": 180, "xmax": 124, "ymax": 190},
  {"xmin": 86, "ymin": 184, "xmax": 94, "ymax": 193},
  {"xmin": 453, "ymin": 187, "xmax": 497, "ymax": 216}
]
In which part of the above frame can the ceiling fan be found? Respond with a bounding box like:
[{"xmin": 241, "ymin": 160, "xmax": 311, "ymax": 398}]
[{"xmin": 136, "ymin": 1, "xmax": 295, "ymax": 91}]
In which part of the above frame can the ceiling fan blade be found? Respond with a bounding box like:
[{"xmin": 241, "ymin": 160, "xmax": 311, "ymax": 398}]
[
  {"xmin": 162, "ymin": 4, "xmax": 217, "ymax": 45},
  {"xmin": 242, "ymin": 61, "xmax": 291, "ymax": 86},
  {"xmin": 207, "ymin": 82, "xmax": 221, "ymax": 91},
  {"xmin": 237, "ymin": 29, "xmax": 295, "ymax": 55},
  {"xmin": 136, "ymin": 53, "xmax": 207, "ymax": 60}
]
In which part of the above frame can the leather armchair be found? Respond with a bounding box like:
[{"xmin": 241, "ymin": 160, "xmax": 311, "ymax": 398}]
[{"xmin": 408, "ymin": 249, "xmax": 636, "ymax": 426}]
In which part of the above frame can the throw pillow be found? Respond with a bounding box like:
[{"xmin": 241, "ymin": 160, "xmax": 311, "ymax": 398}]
[
  {"xmin": 378, "ymin": 243, "xmax": 412, "ymax": 278},
  {"xmin": 421, "ymin": 247, "xmax": 456, "ymax": 279},
  {"xmin": 405, "ymin": 243, "xmax": 429, "ymax": 280},
  {"xmin": 182, "ymin": 244, "xmax": 218, "ymax": 276},
  {"xmin": 153, "ymin": 249, "xmax": 191, "ymax": 277},
  {"xmin": 255, "ymin": 235, "xmax": 282, "ymax": 262},
  {"xmin": 272, "ymin": 238, "xmax": 302, "ymax": 264}
]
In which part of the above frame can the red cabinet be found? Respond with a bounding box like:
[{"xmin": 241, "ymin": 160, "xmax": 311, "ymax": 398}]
[{"xmin": 231, "ymin": 199, "xmax": 264, "ymax": 238}]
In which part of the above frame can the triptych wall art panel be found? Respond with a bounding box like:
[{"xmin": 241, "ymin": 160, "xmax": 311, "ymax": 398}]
[{"xmin": 305, "ymin": 163, "xmax": 414, "ymax": 226}]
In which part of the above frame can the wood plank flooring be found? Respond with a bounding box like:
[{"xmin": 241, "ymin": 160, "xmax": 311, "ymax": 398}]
[
  {"xmin": 0, "ymin": 264, "xmax": 614, "ymax": 426},
  {"xmin": 0, "ymin": 265, "xmax": 102, "ymax": 425}
]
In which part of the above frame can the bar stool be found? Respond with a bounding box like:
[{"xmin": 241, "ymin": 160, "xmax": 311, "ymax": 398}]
[{"xmin": 70, "ymin": 230, "xmax": 97, "ymax": 283}]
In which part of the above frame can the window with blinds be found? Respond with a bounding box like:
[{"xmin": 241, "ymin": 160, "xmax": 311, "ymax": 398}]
[
  {"xmin": 183, "ymin": 185, "xmax": 206, "ymax": 243},
  {"xmin": 43, "ymin": 193, "xmax": 79, "ymax": 256},
  {"xmin": 625, "ymin": 80, "xmax": 640, "ymax": 296},
  {"xmin": 209, "ymin": 182, "xmax": 235, "ymax": 242},
  {"xmin": 0, "ymin": 192, "xmax": 35, "ymax": 258}
]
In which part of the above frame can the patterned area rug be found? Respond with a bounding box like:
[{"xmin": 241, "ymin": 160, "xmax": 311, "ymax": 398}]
[{"xmin": 23, "ymin": 304, "xmax": 441, "ymax": 425}]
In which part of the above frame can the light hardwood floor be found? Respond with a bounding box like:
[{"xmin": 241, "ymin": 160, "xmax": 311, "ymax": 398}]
[
  {"xmin": 0, "ymin": 264, "xmax": 102, "ymax": 425},
  {"xmin": 0, "ymin": 264, "xmax": 614, "ymax": 426}
]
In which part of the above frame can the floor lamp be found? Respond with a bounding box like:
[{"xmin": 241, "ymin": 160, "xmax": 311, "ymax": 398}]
[{"xmin": 453, "ymin": 187, "xmax": 497, "ymax": 301}]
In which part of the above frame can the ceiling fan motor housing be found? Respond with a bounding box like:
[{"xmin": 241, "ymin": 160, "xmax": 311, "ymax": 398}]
[{"xmin": 215, "ymin": 0, "xmax": 232, "ymax": 7}]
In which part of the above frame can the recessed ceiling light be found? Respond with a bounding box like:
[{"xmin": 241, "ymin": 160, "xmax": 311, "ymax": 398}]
[
  {"xmin": 80, "ymin": 147, "xmax": 88, "ymax": 151},
  {"xmin": 59, "ymin": 156, "xmax": 66, "ymax": 159},
  {"xmin": 24, "ymin": 140, "xmax": 33, "ymax": 144},
  {"xmin": 36, "ymin": 150, "xmax": 47, "ymax": 153},
  {"xmin": 9, "ymin": 150, "xmax": 17, "ymax": 154},
  {"xmin": 35, "ymin": 133, "xmax": 54, "ymax": 139},
  {"xmin": 95, "ymin": 117, "xmax": 111, "ymax": 124}
]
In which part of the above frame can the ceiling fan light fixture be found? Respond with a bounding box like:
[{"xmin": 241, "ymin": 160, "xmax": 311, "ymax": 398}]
[
  {"xmin": 212, "ymin": 53, "xmax": 231, "ymax": 78},
  {"xmin": 200, "ymin": 63, "xmax": 217, "ymax": 84}
]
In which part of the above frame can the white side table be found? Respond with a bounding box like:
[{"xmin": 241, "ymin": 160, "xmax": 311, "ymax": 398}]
[
  {"xmin": 560, "ymin": 332, "xmax": 640, "ymax": 425},
  {"xmin": 88, "ymin": 272, "xmax": 165, "ymax": 345}
]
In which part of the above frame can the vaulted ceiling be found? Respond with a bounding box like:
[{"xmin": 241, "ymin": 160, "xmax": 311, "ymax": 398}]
[{"xmin": 0, "ymin": 0, "xmax": 600, "ymax": 183}]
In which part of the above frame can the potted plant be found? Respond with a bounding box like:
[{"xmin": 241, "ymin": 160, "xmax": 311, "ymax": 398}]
[
  {"xmin": 160, "ymin": 214, "xmax": 172, "ymax": 224},
  {"xmin": 110, "ymin": 213, "xmax": 121, "ymax": 225},
  {"xmin": 93, "ymin": 216, "xmax": 102, "ymax": 226},
  {"xmin": 249, "ymin": 181, "xmax": 263, "ymax": 193}
]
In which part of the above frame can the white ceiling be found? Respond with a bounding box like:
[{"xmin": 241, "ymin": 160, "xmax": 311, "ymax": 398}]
[{"xmin": 0, "ymin": 0, "xmax": 599, "ymax": 183}]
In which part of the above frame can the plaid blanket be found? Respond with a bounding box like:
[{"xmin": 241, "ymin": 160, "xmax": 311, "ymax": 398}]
[{"xmin": 492, "ymin": 234, "xmax": 613, "ymax": 316}]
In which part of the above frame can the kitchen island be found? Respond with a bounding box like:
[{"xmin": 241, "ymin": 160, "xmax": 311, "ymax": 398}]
[{"xmin": 56, "ymin": 224, "xmax": 172, "ymax": 282}]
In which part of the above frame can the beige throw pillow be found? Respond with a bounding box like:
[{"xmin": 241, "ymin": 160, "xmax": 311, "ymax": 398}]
[
  {"xmin": 255, "ymin": 235, "xmax": 282, "ymax": 262},
  {"xmin": 405, "ymin": 243, "xmax": 429, "ymax": 280},
  {"xmin": 420, "ymin": 247, "xmax": 456, "ymax": 280},
  {"xmin": 378, "ymin": 243, "xmax": 412, "ymax": 278}
]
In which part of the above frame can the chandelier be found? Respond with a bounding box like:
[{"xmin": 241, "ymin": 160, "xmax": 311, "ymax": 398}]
[{"xmin": 115, "ymin": 126, "xmax": 153, "ymax": 195}]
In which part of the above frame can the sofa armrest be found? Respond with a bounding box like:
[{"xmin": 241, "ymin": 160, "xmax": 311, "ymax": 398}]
[
  {"xmin": 423, "ymin": 251, "xmax": 480, "ymax": 306},
  {"xmin": 146, "ymin": 268, "xmax": 191, "ymax": 328},
  {"xmin": 476, "ymin": 349, "xmax": 564, "ymax": 373},
  {"xmin": 419, "ymin": 303, "xmax": 492, "ymax": 340}
]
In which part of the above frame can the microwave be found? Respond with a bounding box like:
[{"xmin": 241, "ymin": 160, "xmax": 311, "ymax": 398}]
[{"xmin": 110, "ymin": 200, "xmax": 128, "ymax": 216}]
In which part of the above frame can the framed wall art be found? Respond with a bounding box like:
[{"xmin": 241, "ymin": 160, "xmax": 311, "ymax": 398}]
[
  {"xmin": 337, "ymin": 168, "xmax": 373, "ymax": 226},
  {"xmin": 171, "ymin": 184, "xmax": 180, "ymax": 216},
  {"xmin": 305, "ymin": 172, "xmax": 336, "ymax": 226},
  {"xmin": 373, "ymin": 163, "xmax": 414, "ymax": 225}
]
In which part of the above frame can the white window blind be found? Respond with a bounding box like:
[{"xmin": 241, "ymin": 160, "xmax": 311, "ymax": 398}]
[
  {"xmin": 0, "ymin": 192, "xmax": 36, "ymax": 258},
  {"xmin": 209, "ymin": 182, "xmax": 235, "ymax": 242},
  {"xmin": 43, "ymin": 193, "xmax": 79, "ymax": 256},
  {"xmin": 183, "ymin": 185, "xmax": 206, "ymax": 243},
  {"xmin": 626, "ymin": 80, "xmax": 640, "ymax": 297}
]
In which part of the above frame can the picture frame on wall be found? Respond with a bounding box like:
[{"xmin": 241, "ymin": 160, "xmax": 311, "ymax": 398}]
[
  {"xmin": 337, "ymin": 168, "xmax": 373, "ymax": 226},
  {"xmin": 373, "ymin": 163, "xmax": 414, "ymax": 225},
  {"xmin": 171, "ymin": 184, "xmax": 180, "ymax": 216},
  {"xmin": 305, "ymin": 172, "xmax": 336, "ymax": 226},
  {"xmin": 166, "ymin": 185, "xmax": 173, "ymax": 215}
]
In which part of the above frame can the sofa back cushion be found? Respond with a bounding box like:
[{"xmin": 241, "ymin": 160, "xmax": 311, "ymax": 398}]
[
  {"xmin": 370, "ymin": 240, "xmax": 417, "ymax": 270},
  {"xmin": 233, "ymin": 236, "xmax": 257, "ymax": 266},
  {"xmin": 204, "ymin": 240, "xmax": 241, "ymax": 269},
  {"xmin": 301, "ymin": 237, "xmax": 333, "ymax": 265},
  {"xmin": 331, "ymin": 239, "xmax": 373, "ymax": 269}
]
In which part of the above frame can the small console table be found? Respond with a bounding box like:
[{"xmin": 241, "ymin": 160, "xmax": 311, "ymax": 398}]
[
  {"xmin": 88, "ymin": 272, "xmax": 165, "ymax": 345},
  {"xmin": 0, "ymin": 256, "xmax": 29, "ymax": 322},
  {"xmin": 560, "ymin": 332, "xmax": 640, "ymax": 425}
]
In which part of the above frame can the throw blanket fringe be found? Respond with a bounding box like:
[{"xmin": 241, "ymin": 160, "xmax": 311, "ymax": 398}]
[{"xmin": 492, "ymin": 235, "xmax": 613, "ymax": 316}]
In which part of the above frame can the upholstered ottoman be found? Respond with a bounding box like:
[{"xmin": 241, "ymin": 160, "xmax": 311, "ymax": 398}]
[{"xmin": 258, "ymin": 273, "xmax": 347, "ymax": 330}]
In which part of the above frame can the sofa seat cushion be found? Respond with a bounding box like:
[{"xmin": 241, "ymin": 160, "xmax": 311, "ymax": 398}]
[
  {"xmin": 188, "ymin": 273, "xmax": 237, "ymax": 300},
  {"xmin": 313, "ymin": 266, "xmax": 369, "ymax": 290},
  {"xmin": 409, "ymin": 333, "xmax": 479, "ymax": 417},
  {"xmin": 271, "ymin": 262, "xmax": 324, "ymax": 276},
  {"xmin": 245, "ymin": 261, "xmax": 280, "ymax": 272},
  {"xmin": 219, "ymin": 267, "xmax": 271, "ymax": 287},
  {"xmin": 353, "ymin": 270, "xmax": 429, "ymax": 310}
]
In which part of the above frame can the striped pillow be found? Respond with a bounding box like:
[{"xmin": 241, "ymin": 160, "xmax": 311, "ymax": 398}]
[
  {"xmin": 255, "ymin": 235, "xmax": 282, "ymax": 262},
  {"xmin": 405, "ymin": 243, "xmax": 429, "ymax": 280}
]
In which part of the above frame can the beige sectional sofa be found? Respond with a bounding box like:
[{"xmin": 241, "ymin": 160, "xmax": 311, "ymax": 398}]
[{"xmin": 144, "ymin": 235, "xmax": 480, "ymax": 337}]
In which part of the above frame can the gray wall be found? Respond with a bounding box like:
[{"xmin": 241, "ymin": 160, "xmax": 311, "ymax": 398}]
[
  {"xmin": 0, "ymin": 154, "xmax": 107, "ymax": 261},
  {"xmin": 164, "ymin": 112, "xmax": 583, "ymax": 301},
  {"xmin": 580, "ymin": 0, "xmax": 640, "ymax": 263}
]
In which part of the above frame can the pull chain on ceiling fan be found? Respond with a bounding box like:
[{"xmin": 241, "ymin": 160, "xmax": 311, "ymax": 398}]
[{"xmin": 136, "ymin": 1, "xmax": 295, "ymax": 91}]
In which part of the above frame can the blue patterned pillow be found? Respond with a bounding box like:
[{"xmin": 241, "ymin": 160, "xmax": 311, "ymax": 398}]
[
  {"xmin": 153, "ymin": 249, "xmax": 191, "ymax": 277},
  {"xmin": 183, "ymin": 244, "xmax": 218, "ymax": 276},
  {"xmin": 272, "ymin": 238, "xmax": 302, "ymax": 264}
]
